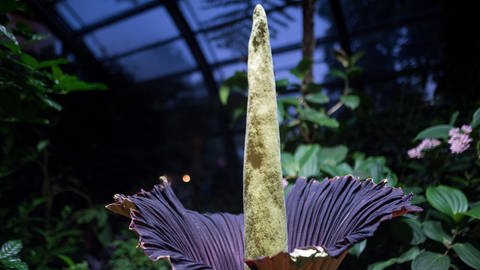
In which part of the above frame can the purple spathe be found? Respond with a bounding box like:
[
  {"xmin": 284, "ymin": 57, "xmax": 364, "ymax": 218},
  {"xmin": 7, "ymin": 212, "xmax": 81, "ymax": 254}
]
[{"xmin": 108, "ymin": 175, "xmax": 421, "ymax": 270}]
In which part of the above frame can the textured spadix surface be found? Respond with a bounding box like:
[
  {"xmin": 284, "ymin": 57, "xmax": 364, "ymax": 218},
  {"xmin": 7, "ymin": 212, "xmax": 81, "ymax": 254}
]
[
  {"xmin": 106, "ymin": 176, "xmax": 421, "ymax": 270},
  {"xmin": 243, "ymin": 4, "xmax": 287, "ymax": 260}
]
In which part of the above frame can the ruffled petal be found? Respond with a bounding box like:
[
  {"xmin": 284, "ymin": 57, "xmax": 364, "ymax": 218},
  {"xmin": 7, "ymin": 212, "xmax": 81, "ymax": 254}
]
[
  {"xmin": 120, "ymin": 181, "xmax": 245, "ymax": 270},
  {"xmin": 108, "ymin": 175, "xmax": 421, "ymax": 270},
  {"xmin": 285, "ymin": 176, "xmax": 422, "ymax": 257}
]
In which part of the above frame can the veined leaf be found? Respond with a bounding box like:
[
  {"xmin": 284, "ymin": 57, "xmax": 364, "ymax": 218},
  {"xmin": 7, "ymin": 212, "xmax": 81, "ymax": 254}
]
[
  {"xmin": 294, "ymin": 144, "xmax": 320, "ymax": 177},
  {"xmin": 421, "ymin": 221, "xmax": 452, "ymax": 245},
  {"xmin": 452, "ymin": 243, "xmax": 480, "ymax": 269},
  {"xmin": 318, "ymin": 145, "xmax": 348, "ymax": 167},
  {"xmin": 299, "ymin": 107, "xmax": 339, "ymax": 128},
  {"xmin": 426, "ymin": 185, "xmax": 468, "ymax": 222},
  {"xmin": 465, "ymin": 205, "xmax": 480, "ymax": 220},
  {"xmin": 402, "ymin": 218, "xmax": 426, "ymax": 245},
  {"xmin": 411, "ymin": 251, "xmax": 450, "ymax": 270},
  {"xmin": 0, "ymin": 240, "xmax": 22, "ymax": 259}
]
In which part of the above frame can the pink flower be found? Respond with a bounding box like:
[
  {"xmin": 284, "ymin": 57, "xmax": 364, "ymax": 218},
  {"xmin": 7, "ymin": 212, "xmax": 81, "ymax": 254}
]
[
  {"xmin": 407, "ymin": 138, "xmax": 441, "ymax": 159},
  {"xmin": 448, "ymin": 126, "xmax": 472, "ymax": 154},
  {"xmin": 407, "ymin": 148, "xmax": 422, "ymax": 159},
  {"xmin": 461, "ymin": 125, "xmax": 472, "ymax": 134}
]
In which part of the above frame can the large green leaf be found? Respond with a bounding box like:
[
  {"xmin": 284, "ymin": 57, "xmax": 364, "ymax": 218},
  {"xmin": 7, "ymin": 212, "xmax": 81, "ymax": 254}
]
[
  {"xmin": 402, "ymin": 218, "xmax": 426, "ymax": 245},
  {"xmin": 411, "ymin": 251, "xmax": 450, "ymax": 270},
  {"xmin": 318, "ymin": 145, "xmax": 348, "ymax": 167},
  {"xmin": 465, "ymin": 205, "xmax": 480, "ymax": 220},
  {"xmin": 305, "ymin": 92, "xmax": 329, "ymax": 104},
  {"xmin": 426, "ymin": 185, "xmax": 468, "ymax": 222},
  {"xmin": 414, "ymin": 125, "xmax": 452, "ymax": 141},
  {"xmin": 0, "ymin": 240, "xmax": 22, "ymax": 259},
  {"xmin": 294, "ymin": 144, "xmax": 320, "ymax": 177},
  {"xmin": 367, "ymin": 247, "xmax": 420, "ymax": 270},
  {"xmin": 452, "ymin": 243, "xmax": 480, "ymax": 269},
  {"xmin": 298, "ymin": 107, "xmax": 339, "ymax": 128},
  {"xmin": 281, "ymin": 152, "xmax": 299, "ymax": 177},
  {"xmin": 421, "ymin": 221, "xmax": 452, "ymax": 245},
  {"xmin": 470, "ymin": 107, "xmax": 480, "ymax": 128}
]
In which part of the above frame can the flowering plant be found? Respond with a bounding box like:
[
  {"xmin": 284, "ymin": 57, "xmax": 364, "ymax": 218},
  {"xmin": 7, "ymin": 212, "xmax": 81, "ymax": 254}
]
[{"xmin": 106, "ymin": 5, "xmax": 420, "ymax": 270}]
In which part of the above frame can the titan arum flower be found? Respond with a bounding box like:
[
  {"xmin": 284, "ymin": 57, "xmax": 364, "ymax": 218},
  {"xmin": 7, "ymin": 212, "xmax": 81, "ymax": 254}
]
[{"xmin": 106, "ymin": 5, "xmax": 421, "ymax": 270}]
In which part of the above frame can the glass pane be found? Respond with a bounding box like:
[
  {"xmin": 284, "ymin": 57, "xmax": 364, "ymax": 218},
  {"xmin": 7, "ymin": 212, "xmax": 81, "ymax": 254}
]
[
  {"xmin": 179, "ymin": 0, "xmax": 252, "ymax": 31},
  {"xmin": 55, "ymin": 0, "xmax": 153, "ymax": 29},
  {"xmin": 83, "ymin": 6, "xmax": 179, "ymax": 58},
  {"xmin": 176, "ymin": 72, "xmax": 209, "ymax": 100},
  {"xmin": 116, "ymin": 39, "xmax": 196, "ymax": 82},
  {"xmin": 214, "ymin": 62, "xmax": 247, "ymax": 82}
]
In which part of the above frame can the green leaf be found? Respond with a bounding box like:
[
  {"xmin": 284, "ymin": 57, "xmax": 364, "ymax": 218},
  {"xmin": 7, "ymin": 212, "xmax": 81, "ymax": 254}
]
[
  {"xmin": 350, "ymin": 51, "xmax": 365, "ymax": 66},
  {"xmin": 449, "ymin": 111, "xmax": 459, "ymax": 126},
  {"xmin": 281, "ymin": 152, "xmax": 299, "ymax": 177},
  {"xmin": 426, "ymin": 185, "xmax": 468, "ymax": 222},
  {"xmin": 411, "ymin": 251, "xmax": 450, "ymax": 270},
  {"xmin": 333, "ymin": 49, "xmax": 349, "ymax": 68},
  {"xmin": 299, "ymin": 108, "xmax": 339, "ymax": 128},
  {"xmin": 305, "ymin": 92, "xmax": 329, "ymax": 104},
  {"xmin": 402, "ymin": 218, "xmax": 426, "ymax": 245},
  {"xmin": 278, "ymin": 96, "xmax": 299, "ymax": 106},
  {"xmin": 294, "ymin": 144, "xmax": 320, "ymax": 177},
  {"xmin": 219, "ymin": 85, "xmax": 229, "ymax": 105},
  {"xmin": 318, "ymin": 145, "xmax": 348, "ymax": 167},
  {"xmin": 367, "ymin": 247, "xmax": 420, "ymax": 270},
  {"xmin": 346, "ymin": 66, "xmax": 363, "ymax": 78},
  {"xmin": 1, "ymin": 24, "xmax": 18, "ymax": 46},
  {"xmin": 0, "ymin": 240, "xmax": 22, "ymax": 259},
  {"xmin": 422, "ymin": 221, "xmax": 452, "ymax": 245},
  {"xmin": 452, "ymin": 243, "xmax": 480, "ymax": 269},
  {"xmin": 367, "ymin": 258, "xmax": 397, "ymax": 270},
  {"xmin": 470, "ymin": 107, "xmax": 480, "ymax": 128},
  {"xmin": 0, "ymin": 257, "xmax": 28, "ymax": 270},
  {"xmin": 414, "ymin": 125, "xmax": 452, "ymax": 141},
  {"xmin": 276, "ymin": 79, "xmax": 289, "ymax": 88},
  {"xmin": 465, "ymin": 205, "xmax": 480, "ymax": 220},
  {"xmin": 329, "ymin": 68, "xmax": 347, "ymax": 80},
  {"xmin": 340, "ymin": 95, "xmax": 360, "ymax": 110},
  {"xmin": 397, "ymin": 247, "xmax": 421, "ymax": 263},
  {"xmin": 290, "ymin": 58, "xmax": 313, "ymax": 80},
  {"xmin": 349, "ymin": 240, "xmax": 367, "ymax": 258},
  {"xmin": 38, "ymin": 94, "xmax": 62, "ymax": 111},
  {"xmin": 36, "ymin": 140, "xmax": 49, "ymax": 152}
]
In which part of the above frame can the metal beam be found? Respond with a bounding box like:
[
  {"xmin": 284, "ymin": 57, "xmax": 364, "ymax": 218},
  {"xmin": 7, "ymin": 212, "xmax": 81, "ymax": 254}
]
[
  {"xmin": 163, "ymin": 0, "xmax": 241, "ymax": 182},
  {"xmin": 26, "ymin": 0, "xmax": 126, "ymax": 87},
  {"xmin": 100, "ymin": 1, "xmax": 302, "ymax": 62},
  {"xmin": 75, "ymin": 1, "xmax": 164, "ymax": 36},
  {"xmin": 329, "ymin": 0, "xmax": 352, "ymax": 54}
]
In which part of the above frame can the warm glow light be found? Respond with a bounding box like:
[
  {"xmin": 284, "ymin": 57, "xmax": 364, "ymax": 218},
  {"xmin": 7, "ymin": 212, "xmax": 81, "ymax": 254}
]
[
  {"xmin": 182, "ymin": 174, "xmax": 191, "ymax": 183},
  {"xmin": 159, "ymin": 175, "xmax": 168, "ymax": 182}
]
